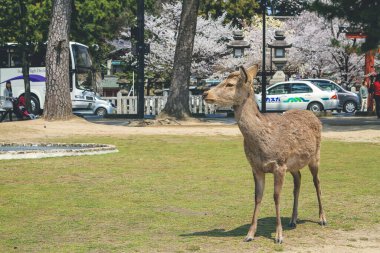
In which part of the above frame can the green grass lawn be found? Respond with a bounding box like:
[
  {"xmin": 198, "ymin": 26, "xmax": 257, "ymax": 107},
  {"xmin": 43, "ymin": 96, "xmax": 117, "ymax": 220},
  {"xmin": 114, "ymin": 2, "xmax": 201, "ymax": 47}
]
[{"xmin": 0, "ymin": 136, "xmax": 379, "ymax": 252}]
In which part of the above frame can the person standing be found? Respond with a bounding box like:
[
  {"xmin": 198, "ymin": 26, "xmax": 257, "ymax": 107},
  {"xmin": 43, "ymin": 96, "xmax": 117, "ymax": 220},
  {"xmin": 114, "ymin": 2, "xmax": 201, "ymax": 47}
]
[
  {"xmin": 359, "ymin": 80, "xmax": 369, "ymax": 112},
  {"xmin": 372, "ymin": 74, "xmax": 380, "ymax": 118},
  {"xmin": 1, "ymin": 81, "xmax": 13, "ymax": 121},
  {"xmin": 3, "ymin": 81, "xmax": 13, "ymax": 99}
]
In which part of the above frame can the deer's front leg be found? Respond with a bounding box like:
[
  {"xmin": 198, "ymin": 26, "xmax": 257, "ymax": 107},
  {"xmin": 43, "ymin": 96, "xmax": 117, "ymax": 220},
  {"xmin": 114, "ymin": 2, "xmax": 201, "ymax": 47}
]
[
  {"xmin": 274, "ymin": 168, "xmax": 286, "ymax": 244},
  {"xmin": 244, "ymin": 171, "xmax": 265, "ymax": 242}
]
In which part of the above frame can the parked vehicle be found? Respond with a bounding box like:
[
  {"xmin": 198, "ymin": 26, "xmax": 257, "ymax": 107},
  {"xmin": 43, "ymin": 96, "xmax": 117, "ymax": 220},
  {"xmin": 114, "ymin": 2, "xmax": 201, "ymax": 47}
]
[
  {"xmin": 302, "ymin": 79, "xmax": 360, "ymax": 113},
  {"xmin": 190, "ymin": 79, "xmax": 221, "ymax": 95},
  {"xmin": 73, "ymin": 94, "xmax": 115, "ymax": 117},
  {"xmin": 199, "ymin": 79, "xmax": 221, "ymax": 88},
  {"xmin": 255, "ymin": 81, "xmax": 339, "ymax": 112},
  {"xmin": 0, "ymin": 42, "xmax": 108, "ymax": 116}
]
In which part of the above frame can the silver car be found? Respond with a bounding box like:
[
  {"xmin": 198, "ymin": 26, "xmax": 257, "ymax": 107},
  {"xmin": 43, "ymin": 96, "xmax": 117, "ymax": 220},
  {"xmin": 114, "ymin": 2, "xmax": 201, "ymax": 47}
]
[
  {"xmin": 255, "ymin": 81, "xmax": 339, "ymax": 112},
  {"xmin": 303, "ymin": 79, "xmax": 360, "ymax": 113},
  {"xmin": 73, "ymin": 95, "xmax": 115, "ymax": 117},
  {"xmin": 92, "ymin": 95, "xmax": 116, "ymax": 116}
]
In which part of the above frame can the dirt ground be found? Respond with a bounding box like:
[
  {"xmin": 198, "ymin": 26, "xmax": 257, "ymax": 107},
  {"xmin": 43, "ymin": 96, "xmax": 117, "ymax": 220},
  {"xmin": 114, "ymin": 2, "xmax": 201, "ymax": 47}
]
[
  {"xmin": 1, "ymin": 116, "xmax": 380, "ymax": 143},
  {"xmin": 0, "ymin": 116, "xmax": 379, "ymax": 252},
  {"xmin": 283, "ymin": 225, "xmax": 380, "ymax": 253}
]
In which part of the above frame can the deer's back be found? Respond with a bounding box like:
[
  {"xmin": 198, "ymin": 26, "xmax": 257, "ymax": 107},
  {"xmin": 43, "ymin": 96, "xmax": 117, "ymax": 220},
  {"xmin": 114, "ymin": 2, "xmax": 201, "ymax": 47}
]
[{"xmin": 243, "ymin": 110, "xmax": 322, "ymax": 173}]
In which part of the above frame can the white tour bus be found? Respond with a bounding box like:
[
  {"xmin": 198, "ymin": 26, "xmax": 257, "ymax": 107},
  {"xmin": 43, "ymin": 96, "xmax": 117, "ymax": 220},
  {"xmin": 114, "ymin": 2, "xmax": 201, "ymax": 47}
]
[{"xmin": 0, "ymin": 42, "xmax": 113, "ymax": 116}]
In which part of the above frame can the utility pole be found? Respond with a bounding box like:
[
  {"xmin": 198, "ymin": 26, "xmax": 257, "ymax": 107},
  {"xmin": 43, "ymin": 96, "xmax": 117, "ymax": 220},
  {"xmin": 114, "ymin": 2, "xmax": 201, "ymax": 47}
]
[
  {"xmin": 261, "ymin": 0, "xmax": 267, "ymax": 112},
  {"xmin": 137, "ymin": 0, "xmax": 145, "ymax": 118},
  {"xmin": 18, "ymin": 0, "xmax": 32, "ymax": 114}
]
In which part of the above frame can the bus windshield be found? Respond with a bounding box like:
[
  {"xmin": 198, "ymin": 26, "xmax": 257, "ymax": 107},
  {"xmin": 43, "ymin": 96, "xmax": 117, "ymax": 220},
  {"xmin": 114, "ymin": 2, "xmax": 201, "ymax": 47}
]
[
  {"xmin": 72, "ymin": 44, "xmax": 92, "ymax": 68},
  {"xmin": 71, "ymin": 44, "xmax": 94, "ymax": 90},
  {"xmin": 76, "ymin": 67, "xmax": 93, "ymax": 90}
]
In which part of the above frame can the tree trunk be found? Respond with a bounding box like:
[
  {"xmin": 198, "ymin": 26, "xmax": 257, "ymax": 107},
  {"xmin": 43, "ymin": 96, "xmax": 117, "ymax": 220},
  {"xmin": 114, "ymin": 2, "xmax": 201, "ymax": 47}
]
[
  {"xmin": 43, "ymin": 0, "xmax": 72, "ymax": 120},
  {"xmin": 159, "ymin": 0, "xmax": 200, "ymax": 119}
]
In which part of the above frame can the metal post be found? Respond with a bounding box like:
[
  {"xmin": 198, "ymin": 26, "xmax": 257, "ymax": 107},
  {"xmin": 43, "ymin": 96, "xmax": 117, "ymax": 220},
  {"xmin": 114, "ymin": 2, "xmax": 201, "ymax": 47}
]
[
  {"xmin": 137, "ymin": 0, "xmax": 145, "ymax": 118},
  {"xmin": 261, "ymin": 0, "xmax": 267, "ymax": 112},
  {"xmin": 270, "ymin": 47, "xmax": 273, "ymax": 75}
]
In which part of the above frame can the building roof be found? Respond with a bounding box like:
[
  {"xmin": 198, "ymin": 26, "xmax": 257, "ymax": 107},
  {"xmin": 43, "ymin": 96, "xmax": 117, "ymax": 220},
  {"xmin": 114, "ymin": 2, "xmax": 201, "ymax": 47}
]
[
  {"xmin": 227, "ymin": 40, "xmax": 250, "ymax": 48},
  {"xmin": 267, "ymin": 31, "xmax": 292, "ymax": 48},
  {"xmin": 267, "ymin": 40, "xmax": 292, "ymax": 48}
]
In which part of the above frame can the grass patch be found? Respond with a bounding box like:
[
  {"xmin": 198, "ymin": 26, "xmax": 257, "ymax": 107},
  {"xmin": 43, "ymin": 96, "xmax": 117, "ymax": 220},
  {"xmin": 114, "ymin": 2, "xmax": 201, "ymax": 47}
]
[{"xmin": 0, "ymin": 136, "xmax": 379, "ymax": 252}]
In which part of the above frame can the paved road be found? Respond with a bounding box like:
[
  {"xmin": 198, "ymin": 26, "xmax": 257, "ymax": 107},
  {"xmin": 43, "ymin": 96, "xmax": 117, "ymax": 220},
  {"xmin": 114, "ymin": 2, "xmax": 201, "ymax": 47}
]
[
  {"xmin": 2, "ymin": 112, "xmax": 377, "ymax": 127},
  {"xmin": 320, "ymin": 116, "xmax": 380, "ymax": 126}
]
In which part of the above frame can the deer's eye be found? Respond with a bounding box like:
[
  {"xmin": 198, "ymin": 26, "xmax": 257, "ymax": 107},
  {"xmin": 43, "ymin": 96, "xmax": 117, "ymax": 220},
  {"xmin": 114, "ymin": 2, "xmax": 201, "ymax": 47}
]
[{"xmin": 226, "ymin": 83, "xmax": 234, "ymax": 88}]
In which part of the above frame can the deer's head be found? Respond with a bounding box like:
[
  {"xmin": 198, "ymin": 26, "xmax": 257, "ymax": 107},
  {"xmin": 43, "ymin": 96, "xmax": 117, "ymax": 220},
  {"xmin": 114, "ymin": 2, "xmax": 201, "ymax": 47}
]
[{"xmin": 203, "ymin": 65, "xmax": 258, "ymax": 107}]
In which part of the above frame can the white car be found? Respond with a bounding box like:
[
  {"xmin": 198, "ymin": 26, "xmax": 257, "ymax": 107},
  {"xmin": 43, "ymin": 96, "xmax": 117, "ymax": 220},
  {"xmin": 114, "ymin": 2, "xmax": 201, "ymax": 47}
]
[{"xmin": 255, "ymin": 81, "xmax": 339, "ymax": 112}]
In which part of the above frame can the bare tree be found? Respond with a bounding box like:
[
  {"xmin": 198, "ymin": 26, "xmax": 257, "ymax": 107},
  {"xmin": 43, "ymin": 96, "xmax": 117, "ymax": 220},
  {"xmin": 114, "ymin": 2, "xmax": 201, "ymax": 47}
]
[
  {"xmin": 159, "ymin": 0, "xmax": 200, "ymax": 119},
  {"xmin": 43, "ymin": 0, "xmax": 72, "ymax": 120}
]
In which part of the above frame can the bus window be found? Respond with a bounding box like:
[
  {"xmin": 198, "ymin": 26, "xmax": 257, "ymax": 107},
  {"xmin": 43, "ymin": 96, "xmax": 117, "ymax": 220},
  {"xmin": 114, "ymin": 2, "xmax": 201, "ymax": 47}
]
[
  {"xmin": 0, "ymin": 49, "xmax": 8, "ymax": 67},
  {"xmin": 10, "ymin": 52, "xmax": 22, "ymax": 67},
  {"xmin": 30, "ymin": 45, "xmax": 46, "ymax": 67}
]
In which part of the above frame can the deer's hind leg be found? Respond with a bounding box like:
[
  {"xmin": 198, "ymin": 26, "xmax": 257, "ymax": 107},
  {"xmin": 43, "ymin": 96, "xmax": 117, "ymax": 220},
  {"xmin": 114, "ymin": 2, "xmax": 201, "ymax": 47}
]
[
  {"xmin": 273, "ymin": 166, "xmax": 286, "ymax": 244},
  {"xmin": 289, "ymin": 171, "xmax": 301, "ymax": 228},
  {"xmin": 309, "ymin": 159, "xmax": 327, "ymax": 226}
]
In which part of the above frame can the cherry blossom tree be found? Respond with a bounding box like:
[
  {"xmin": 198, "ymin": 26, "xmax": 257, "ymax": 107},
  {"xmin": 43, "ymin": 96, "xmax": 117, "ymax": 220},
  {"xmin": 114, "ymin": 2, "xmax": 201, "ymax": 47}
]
[
  {"xmin": 145, "ymin": 2, "xmax": 282, "ymax": 79},
  {"xmin": 212, "ymin": 15, "xmax": 282, "ymax": 77},
  {"xmin": 158, "ymin": 0, "xmax": 200, "ymax": 119},
  {"xmin": 121, "ymin": 2, "xmax": 365, "ymax": 90},
  {"xmin": 145, "ymin": 2, "xmax": 232, "ymax": 79},
  {"xmin": 145, "ymin": 2, "xmax": 180, "ymax": 78},
  {"xmin": 284, "ymin": 11, "xmax": 364, "ymax": 85}
]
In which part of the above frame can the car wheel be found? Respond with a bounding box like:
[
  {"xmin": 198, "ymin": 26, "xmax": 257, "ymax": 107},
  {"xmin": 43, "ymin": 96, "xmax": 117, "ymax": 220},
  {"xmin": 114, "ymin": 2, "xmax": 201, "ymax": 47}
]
[
  {"xmin": 30, "ymin": 95, "xmax": 41, "ymax": 115},
  {"xmin": 95, "ymin": 107, "xmax": 107, "ymax": 117},
  {"xmin": 308, "ymin": 102, "xmax": 323, "ymax": 113},
  {"xmin": 343, "ymin": 101, "xmax": 357, "ymax": 113}
]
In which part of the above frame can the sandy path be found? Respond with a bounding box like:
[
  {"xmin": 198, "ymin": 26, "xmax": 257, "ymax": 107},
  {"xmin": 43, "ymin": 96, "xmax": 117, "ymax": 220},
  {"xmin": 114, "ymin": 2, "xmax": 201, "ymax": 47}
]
[
  {"xmin": 0, "ymin": 117, "xmax": 239, "ymax": 142},
  {"xmin": 283, "ymin": 225, "xmax": 380, "ymax": 253},
  {"xmin": 1, "ymin": 116, "xmax": 380, "ymax": 143}
]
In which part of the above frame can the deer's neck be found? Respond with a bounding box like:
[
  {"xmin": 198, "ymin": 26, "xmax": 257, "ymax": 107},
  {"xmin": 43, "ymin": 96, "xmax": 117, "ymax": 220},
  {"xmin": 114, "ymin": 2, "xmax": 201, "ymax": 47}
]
[{"xmin": 233, "ymin": 95, "xmax": 268, "ymax": 139}]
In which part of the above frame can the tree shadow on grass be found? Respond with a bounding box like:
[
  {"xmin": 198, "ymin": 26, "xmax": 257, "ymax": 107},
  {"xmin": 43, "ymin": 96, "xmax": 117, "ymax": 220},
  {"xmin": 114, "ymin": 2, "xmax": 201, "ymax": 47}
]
[{"xmin": 181, "ymin": 217, "xmax": 319, "ymax": 240}]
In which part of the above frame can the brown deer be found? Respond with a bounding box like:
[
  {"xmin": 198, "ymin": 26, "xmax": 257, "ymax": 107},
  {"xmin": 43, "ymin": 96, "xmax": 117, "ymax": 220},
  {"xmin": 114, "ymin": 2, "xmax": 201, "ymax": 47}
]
[{"xmin": 203, "ymin": 65, "xmax": 327, "ymax": 243}]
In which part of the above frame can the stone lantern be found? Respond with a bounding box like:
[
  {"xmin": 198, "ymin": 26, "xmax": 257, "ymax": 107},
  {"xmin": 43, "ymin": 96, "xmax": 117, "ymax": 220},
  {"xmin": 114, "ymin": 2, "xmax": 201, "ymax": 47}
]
[
  {"xmin": 268, "ymin": 31, "xmax": 292, "ymax": 85},
  {"xmin": 227, "ymin": 31, "xmax": 250, "ymax": 58}
]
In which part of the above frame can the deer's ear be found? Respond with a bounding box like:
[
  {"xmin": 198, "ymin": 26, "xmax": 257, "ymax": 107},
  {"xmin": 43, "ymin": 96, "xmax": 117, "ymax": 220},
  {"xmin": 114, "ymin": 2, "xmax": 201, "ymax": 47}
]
[
  {"xmin": 239, "ymin": 66, "xmax": 248, "ymax": 85},
  {"xmin": 247, "ymin": 64, "xmax": 259, "ymax": 79}
]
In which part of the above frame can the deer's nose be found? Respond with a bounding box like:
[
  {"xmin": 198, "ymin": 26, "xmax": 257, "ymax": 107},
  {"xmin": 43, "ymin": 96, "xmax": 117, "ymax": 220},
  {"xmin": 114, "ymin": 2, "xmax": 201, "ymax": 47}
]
[{"xmin": 202, "ymin": 91, "xmax": 209, "ymax": 99}]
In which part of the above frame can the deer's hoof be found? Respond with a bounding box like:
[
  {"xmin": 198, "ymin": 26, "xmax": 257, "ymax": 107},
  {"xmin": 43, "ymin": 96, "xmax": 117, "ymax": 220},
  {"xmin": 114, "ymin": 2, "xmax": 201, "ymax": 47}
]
[
  {"xmin": 275, "ymin": 237, "xmax": 283, "ymax": 244},
  {"xmin": 319, "ymin": 220, "xmax": 328, "ymax": 226},
  {"xmin": 289, "ymin": 222, "xmax": 297, "ymax": 228},
  {"xmin": 243, "ymin": 236, "xmax": 254, "ymax": 242}
]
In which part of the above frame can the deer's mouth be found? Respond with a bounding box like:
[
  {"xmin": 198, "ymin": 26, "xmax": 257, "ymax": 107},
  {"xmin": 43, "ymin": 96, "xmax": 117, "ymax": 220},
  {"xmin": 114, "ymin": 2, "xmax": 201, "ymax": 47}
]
[
  {"xmin": 203, "ymin": 92, "xmax": 217, "ymax": 104},
  {"xmin": 204, "ymin": 98, "xmax": 216, "ymax": 104}
]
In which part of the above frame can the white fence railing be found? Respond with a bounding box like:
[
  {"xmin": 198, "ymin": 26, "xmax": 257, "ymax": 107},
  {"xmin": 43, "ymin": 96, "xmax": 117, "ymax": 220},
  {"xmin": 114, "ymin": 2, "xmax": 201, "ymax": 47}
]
[{"xmin": 102, "ymin": 93, "xmax": 217, "ymax": 115}]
